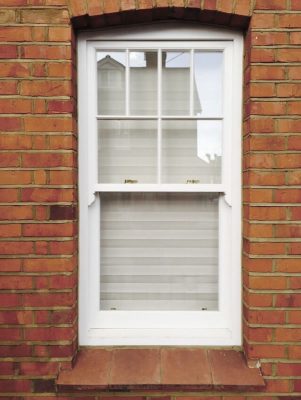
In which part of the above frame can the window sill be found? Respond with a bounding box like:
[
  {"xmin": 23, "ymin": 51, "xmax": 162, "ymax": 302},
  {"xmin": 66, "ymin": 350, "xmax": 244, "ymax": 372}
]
[{"xmin": 56, "ymin": 348, "xmax": 265, "ymax": 391}]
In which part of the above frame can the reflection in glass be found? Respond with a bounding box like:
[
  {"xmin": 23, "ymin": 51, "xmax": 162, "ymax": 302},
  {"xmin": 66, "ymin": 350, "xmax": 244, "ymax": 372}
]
[
  {"xmin": 162, "ymin": 120, "xmax": 222, "ymax": 183},
  {"xmin": 130, "ymin": 51, "xmax": 157, "ymax": 115},
  {"xmin": 194, "ymin": 52, "xmax": 223, "ymax": 117},
  {"xmin": 100, "ymin": 193, "xmax": 219, "ymax": 311},
  {"xmin": 162, "ymin": 51, "xmax": 190, "ymax": 115},
  {"xmin": 98, "ymin": 120, "xmax": 157, "ymax": 183},
  {"xmin": 97, "ymin": 51, "xmax": 126, "ymax": 115}
]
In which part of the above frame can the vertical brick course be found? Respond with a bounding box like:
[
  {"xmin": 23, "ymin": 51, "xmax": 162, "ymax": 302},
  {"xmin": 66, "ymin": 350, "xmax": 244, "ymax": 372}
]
[{"xmin": 0, "ymin": 0, "xmax": 300, "ymax": 398}]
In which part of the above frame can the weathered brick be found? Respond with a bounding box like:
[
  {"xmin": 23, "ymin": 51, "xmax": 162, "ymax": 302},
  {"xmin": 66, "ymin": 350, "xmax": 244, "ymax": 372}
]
[{"xmin": 20, "ymin": 9, "xmax": 69, "ymax": 24}]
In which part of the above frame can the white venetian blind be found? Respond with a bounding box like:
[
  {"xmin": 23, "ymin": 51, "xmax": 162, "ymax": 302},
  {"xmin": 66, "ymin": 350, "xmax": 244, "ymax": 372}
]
[{"xmin": 100, "ymin": 193, "xmax": 219, "ymax": 311}]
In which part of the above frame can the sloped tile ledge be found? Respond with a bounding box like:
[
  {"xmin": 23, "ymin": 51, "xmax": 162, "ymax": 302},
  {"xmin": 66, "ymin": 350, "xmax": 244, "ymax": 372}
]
[{"xmin": 56, "ymin": 348, "xmax": 265, "ymax": 392}]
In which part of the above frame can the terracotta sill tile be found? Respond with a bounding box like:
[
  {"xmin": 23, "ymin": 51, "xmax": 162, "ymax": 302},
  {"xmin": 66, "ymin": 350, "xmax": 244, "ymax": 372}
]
[
  {"xmin": 209, "ymin": 349, "xmax": 265, "ymax": 389},
  {"xmin": 161, "ymin": 348, "xmax": 211, "ymax": 386},
  {"xmin": 110, "ymin": 348, "xmax": 161, "ymax": 386},
  {"xmin": 56, "ymin": 348, "xmax": 112, "ymax": 386},
  {"xmin": 56, "ymin": 348, "xmax": 265, "ymax": 391}
]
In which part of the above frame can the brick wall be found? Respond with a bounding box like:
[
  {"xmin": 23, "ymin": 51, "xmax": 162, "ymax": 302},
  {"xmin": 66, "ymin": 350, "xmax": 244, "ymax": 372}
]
[{"xmin": 0, "ymin": 0, "xmax": 300, "ymax": 398}]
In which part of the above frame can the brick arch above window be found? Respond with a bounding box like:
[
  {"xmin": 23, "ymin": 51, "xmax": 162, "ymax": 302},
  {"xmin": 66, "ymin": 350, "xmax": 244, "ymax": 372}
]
[{"xmin": 68, "ymin": 0, "xmax": 254, "ymax": 30}]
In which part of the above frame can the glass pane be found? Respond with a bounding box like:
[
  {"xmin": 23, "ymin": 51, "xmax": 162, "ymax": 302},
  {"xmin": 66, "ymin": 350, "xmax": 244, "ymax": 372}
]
[
  {"xmin": 130, "ymin": 51, "xmax": 157, "ymax": 115},
  {"xmin": 98, "ymin": 120, "xmax": 157, "ymax": 183},
  {"xmin": 100, "ymin": 193, "xmax": 219, "ymax": 311},
  {"xmin": 97, "ymin": 51, "xmax": 126, "ymax": 115},
  {"xmin": 162, "ymin": 51, "xmax": 190, "ymax": 115},
  {"xmin": 162, "ymin": 120, "xmax": 222, "ymax": 184},
  {"xmin": 194, "ymin": 52, "xmax": 223, "ymax": 117}
]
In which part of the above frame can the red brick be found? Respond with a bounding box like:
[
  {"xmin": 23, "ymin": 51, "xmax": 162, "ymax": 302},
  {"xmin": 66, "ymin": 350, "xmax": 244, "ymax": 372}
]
[
  {"xmin": 24, "ymin": 117, "xmax": 73, "ymax": 132},
  {"xmin": 0, "ymin": 189, "xmax": 18, "ymax": 202},
  {"xmin": 23, "ymin": 223, "xmax": 74, "ymax": 237},
  {"xmin": 275, "ymin": 154, "xmax": 301, "ymax": 168},
  {"xmin": 249, "ymin": 276, "xmax": 286, "ymax": 290},
  {"xmin": 19, "ymin": 361, "xmax": 59, "ymax": 376},
  {"xmin": 0, "ymin": 45, "xmax": 17, "ymax": 59},
  {"xmin": 250, "ymin": 118, "xmax": 275, "ymax": 133},
  {"xmin": 138, "ymin": 0, "xmax": 153, "ymax": 9},
  {"xmin": 249, "ymin": 206, "xmax": 286, "ymax": 221},
  {"xmin": 22, "ymin": 153, "xmax": 73, "ymax": 168},
  {"xmin": 251, "ymin": 65, "xmax": 285, "ymax": 80},
  {"xmin": 24, "ymin": 326, "xmax": 75, "ymax": 341},
  {"xmin": 21, "ymin": 9, "xmax": 69, "ymax": 24},
  {"xmin": 0, "ymin": 26, "xmax": 32, "ymax": 41},
  {"xmin": 256, "ymin": 0, "xmax": 287, "ymax": 9},
  {"xmin": 278, "ymin": 119, "xmax": 301, "ymax": 132},
  {"xmin": 291, "ymin": 0, "xmax": 301, "ymax": 9},
  {"xmin": 0, "ymin": 99, "xmax": 32, "ymax": 114},
  {"xmin": 247, "ymin": 344, "xmax": 286, "ymax": 359},
  {"xmin": 249, "ymin": 83, "xmax": 276, "ymax": 97},
  {"xmin": 0, "ymin": 259, "xmax": 21, "ymax": 272},
  {"xmin": 251, "ymin": 13, "xmax": 275, "ymax": 29},
  {"xmin": 21, "ymin": 188, "xmax": 74, "ymax": 202},
  {"xmin": 247, "ymin": 309, "xmax": 285, "ymax": 324},
  {"xmin": 49, "ymin": 170, "xmax": 74, "ymax": 184},
  {"xmin": 276, "ymin": 259, "xmax": 301, "ymax": 273},
  {"xmin": 0, "ymin": 117, "xmax": 22, "ymax": 131},
  {"xmin": 0, "ymin": 134, "xmax": 31, "ymax": 150},
  {"xmin": 275, "ymin": 328, "xmax": 301, "ymax": 342},
  {"xmin": 244, "ymin": 293, "xmax": 273, "ymax": 307},
  {"xmin": 0, "ymin": 328, "xmax": 22, "ymax": 341},
  {"xmin": 48, "ymin": 62, "xmax": 72, "ymax": 77},
  {"xmin": 249, "ymin": 242, "xmax": 286, "ymax": 255},
  {"xmin": 247, "ymin": 171, "xmax": 285, "ymax": 186},
  {"xmin": 0, "ymin": 153, "xmax": 20, "ymax": 168},
  {"xmin": 0, "ymin": 293, "xmax": 20, "ymax": 307},
  {"xmin": 0, "ymin": 276, "xmax": 33, "ymax": 290},
  {"xmin": 0, "ymin": 81, "xmax": 17, "ymax": 95},
  {"xmin": 290, "ymin": 206, "xmax": 301, "ymax": 220},
  {"xmin": 23, "ymin": 257, "xmax": 75, "ymax": 272},
  {"xmin": 288, "ymin": 346, "xmax": 301, "ymax": 359},
  {"xmin": 246, "ymin": 327, "xmax": 273, "ymax": 342},
  {"xmin": 48, "ymin": 100, "xmax": 74, "ymax": 113},
  {"xmin": 0, "ymin": 224, "xmax": 21, "ymax": 238},
  {"xmin": 0, "ymin": 241, "xmax": 34, "ymax": 255},
  {"xmin": 277, "ymin": 49, "xmax": 301, "ymax": 62},
  {"xmin": 20, "ymin": 80, "xmax": 72, "ymax": 96},
  {"xmin": 265, "ymin": 379, "xmax": 290, "ymax": 393},
  {"xmin": 251, "ymin": 101, "xmax": 286, "ymax": 115},
  {"xmin": 23, "ymin": 292, "xmax": 74, "ymax": 307},
  {"xmin": 276, "ymin": 225, "xmax": 301, "ymax": 238},
  {"xmin": 48, "ymin": 27, "xmax": 72, "ymax": 42},
  {"xmin": 69, "ymin": 0, "xmax": 88, "ymax": 16},
  {"xmin": 248, "ymin": 154, "xmax": 274, "ymax": 168},
  {"xmin": 287, "ymin": 310, "xmax": 301, "ymax": 325},
  {"xmin": 276, "ymin": 294, "xmax": 301, "ymax": 307},
  {"xmin": 288, "ymin": 136, "xmax": 301, "ymax": 150},
  {"xmin": 277, "ymin": 83, "xmax": 301, "ymax": 97},
  {"xmin": 278, "ymin": 14, "xmax": 301, "ymax": 28},
  {"xmin": 22, "ymin": 45, "xmax": 71, "ymax": 60},
  {"xmin": 275, "ymin": 189, "xmax": 301, "ymax": 203},
  {"xmin": 103, "ymin": 0, "xmax": 120, "ymax": 13}
]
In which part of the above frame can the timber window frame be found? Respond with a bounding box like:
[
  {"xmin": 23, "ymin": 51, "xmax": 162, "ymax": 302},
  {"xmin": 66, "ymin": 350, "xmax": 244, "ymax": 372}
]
[{"xmin": 78, "ymin": 22, "xmax": 243, "ymax": 346}]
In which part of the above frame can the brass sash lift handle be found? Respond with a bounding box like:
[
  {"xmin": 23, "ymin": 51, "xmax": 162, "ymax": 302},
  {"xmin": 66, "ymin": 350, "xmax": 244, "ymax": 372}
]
[{"xmin": 124, "ymin": 179, "xmax": 138, "ymax": 184}]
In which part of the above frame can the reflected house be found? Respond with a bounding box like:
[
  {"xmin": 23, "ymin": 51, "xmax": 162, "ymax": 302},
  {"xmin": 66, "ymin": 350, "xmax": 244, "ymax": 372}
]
[{"xmin": 97, "ymin": 52, "xmax": 221, "ymax": 184}]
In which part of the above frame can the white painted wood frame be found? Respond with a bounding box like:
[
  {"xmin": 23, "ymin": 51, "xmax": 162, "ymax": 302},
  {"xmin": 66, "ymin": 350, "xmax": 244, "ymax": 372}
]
[{"xmin": 78, "ymin": 22, "xmax": 243, "ymax": 346}]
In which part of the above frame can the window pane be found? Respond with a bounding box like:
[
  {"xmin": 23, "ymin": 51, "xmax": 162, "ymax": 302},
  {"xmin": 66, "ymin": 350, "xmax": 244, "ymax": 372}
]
[
  {"xmin": 100, "ymin": 193, "xmax": 219, "ymax": 311},
  {"xmin": 130, "ymin": 51, "xmax": 157, "ymax": 115},
  {"xmin": 162, "ymin": 51, "xmax": 190, "ymax": 115},
  {"xmin": 194, "ymin": 52, "xmax": 223, "ymax": 117},
  {"xmin": 162, "ymin": 120, "xmax": 222, "ymax": 184},
  {"xmin": 97, "ymin": 51, "xmax": 126, "ymax": 115},
  {"xmin": 98, "ymin": 120, "xmax": 157, "ymax": 183}
]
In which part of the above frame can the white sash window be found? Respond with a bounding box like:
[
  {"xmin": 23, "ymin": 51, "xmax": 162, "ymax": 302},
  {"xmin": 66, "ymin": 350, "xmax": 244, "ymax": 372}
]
[{"xmin": 78, "ymin": 23, "xmax": 243, "ymax": 345}]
